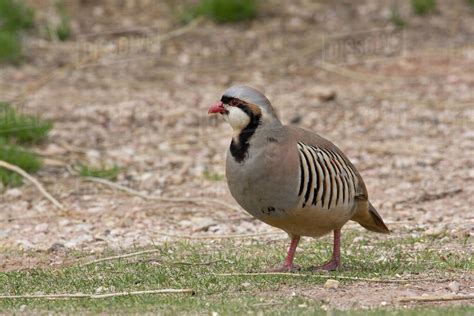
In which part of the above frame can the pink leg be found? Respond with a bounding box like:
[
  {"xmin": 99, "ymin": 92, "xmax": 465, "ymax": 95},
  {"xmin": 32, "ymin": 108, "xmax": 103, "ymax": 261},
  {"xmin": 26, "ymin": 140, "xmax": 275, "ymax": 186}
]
[
  {"xmin": 313, "ymin": 229, "xmax": 341, "ymax": 271},
  {"xmin": 268, "ymin": 235, "xmax": 301, "ymax": 272}
]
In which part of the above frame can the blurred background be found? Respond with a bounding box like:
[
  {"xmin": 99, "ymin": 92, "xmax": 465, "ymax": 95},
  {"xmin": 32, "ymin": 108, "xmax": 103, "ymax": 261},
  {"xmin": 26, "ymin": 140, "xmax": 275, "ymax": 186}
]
[{"xmin": 0, "ymin": 0, "xmax": 472, "ymax": 263}]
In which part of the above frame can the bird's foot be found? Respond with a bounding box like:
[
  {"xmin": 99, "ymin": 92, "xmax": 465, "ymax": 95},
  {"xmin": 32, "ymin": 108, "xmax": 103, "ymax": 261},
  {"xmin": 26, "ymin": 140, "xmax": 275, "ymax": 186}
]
[
  {"xmin": 310, "ymin": 259, "xmax": 341, "ymax": 272},
  {"xmin": 267, "ymin": 264, "xmax": 301, "ymax": 273}
]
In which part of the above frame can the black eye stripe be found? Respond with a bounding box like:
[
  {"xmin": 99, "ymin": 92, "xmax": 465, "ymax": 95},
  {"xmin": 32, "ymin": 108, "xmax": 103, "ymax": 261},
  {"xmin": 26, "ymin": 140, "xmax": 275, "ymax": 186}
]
[
  {"xmin": 221, "ymin": 96, "xmax": 247, "ymax": 107},
  {"xmin": 221, "ymin": 95, "xmax": 233, "ymax": 104}
]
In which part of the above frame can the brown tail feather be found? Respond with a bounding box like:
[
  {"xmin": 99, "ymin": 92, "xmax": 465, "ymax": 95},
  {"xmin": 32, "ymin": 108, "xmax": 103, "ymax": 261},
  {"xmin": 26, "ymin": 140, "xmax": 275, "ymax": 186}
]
[{"xmin": 351, "ymin": 201, "xmax": 390, "ymax": 234}]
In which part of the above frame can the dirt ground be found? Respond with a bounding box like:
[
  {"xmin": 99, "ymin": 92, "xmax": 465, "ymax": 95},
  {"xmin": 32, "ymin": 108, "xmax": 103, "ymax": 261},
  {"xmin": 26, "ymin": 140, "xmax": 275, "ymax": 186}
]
[{"xmin": 0, "ymin": 0, "xmax": 473, "ymax": 310}]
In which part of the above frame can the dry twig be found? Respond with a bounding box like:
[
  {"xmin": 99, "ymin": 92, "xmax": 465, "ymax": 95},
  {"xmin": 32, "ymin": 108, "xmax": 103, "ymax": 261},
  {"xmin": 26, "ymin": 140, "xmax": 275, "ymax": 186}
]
[
  {"xmin": 138, "ymin": 259, "xmax": 223, "ymax": 266},
  {"xmin": 398, "ymin": 294, "xmax": 474, "ymax": 303},
  {"xmin": 216, "ymin": 272, "xmax": 440, "ymax": 284},
  {"xmin": 81, "ymin": 249, "xmax": 228, "ymax": 267},
  {"xmin": 81, "ymin": 248, "xmax": 224, "ymax": 266},
  {"xmin": 153, "ymin": 231, "xmax": 283, "ymax": 240},
  {"xmin": 0, "ymin": 160, "xmax": 65, "ymax": 210},
  {"xmin": 0, "ymin": 289, "xmax": 194, "ymax": 300},
  {"xmin": 84, "ymin": 176, "xmax": 242, "ymax": 213},
  {"xmin": 81, "ymin": 249, "xmax": 163, "ymax": 266}
]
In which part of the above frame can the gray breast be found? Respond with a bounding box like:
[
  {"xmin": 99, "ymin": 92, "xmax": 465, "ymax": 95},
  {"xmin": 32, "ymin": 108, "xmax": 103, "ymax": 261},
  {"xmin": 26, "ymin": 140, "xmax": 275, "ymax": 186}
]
[{"xmin": 225, "ymin": 143, "xmax": 300, "ymax": 218}]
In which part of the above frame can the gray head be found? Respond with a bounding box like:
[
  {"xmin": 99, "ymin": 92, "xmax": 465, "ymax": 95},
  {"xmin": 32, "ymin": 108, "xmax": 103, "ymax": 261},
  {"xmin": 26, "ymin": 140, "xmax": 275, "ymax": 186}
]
[
  {"xmin": 222, "ymin": 85, "xmax": 278, "ymax": 117},
  {"xmin": 208, "ymin": 85, "xmax": 281, "ymax": 134}
]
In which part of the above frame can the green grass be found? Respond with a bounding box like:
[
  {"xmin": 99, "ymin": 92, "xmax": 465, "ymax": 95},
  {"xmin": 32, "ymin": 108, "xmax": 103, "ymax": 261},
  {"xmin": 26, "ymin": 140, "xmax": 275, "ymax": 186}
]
[
  {"xmin": 0, "ymin": 102, "xmax": 51, "ymax": 186},
  {"xmin": 0, "ymin": 140, "xmax": 41, "ymax": 186},
  {"xmin": 0, "ymin": 31, "xmax": 22, "ymax": 63},
  {"xmin": 53, "ymin": 0, "xmax": 71, "ymax": 41},
  {"xmin": 467, "ymin": 0, "xmax": 474, "ymax": 7},
  {"xmin": 0, "ymin": 102, "xmax": 53, "ymax": 144},
  {"xmin": 184, "ymin": 0, "xmax": 258, "ymax": 24},
  {"xmin": 78, "ymin": 164, "xmax": 121, "ymax": 181},
  {"xmin": 0, "ymin": 0, "xmax": 34, "ymax": 32},
  {"xmin": 0, "ymin": 0, "xmax": 34, "ymax": 63},
  {"xmin": 411, "ymin": 0, "xmax": 437, "ymax": 15},
  {"xmin": 0, "ymin": 233, "xmax": 471, "ymax": 313}
]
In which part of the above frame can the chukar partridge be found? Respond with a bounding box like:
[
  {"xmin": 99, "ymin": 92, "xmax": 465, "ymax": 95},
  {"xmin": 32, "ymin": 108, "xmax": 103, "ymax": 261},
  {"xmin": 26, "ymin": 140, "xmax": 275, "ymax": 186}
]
[{"xmin": 208, "ymin": 85, "xmax": 389, "ymax": 271}]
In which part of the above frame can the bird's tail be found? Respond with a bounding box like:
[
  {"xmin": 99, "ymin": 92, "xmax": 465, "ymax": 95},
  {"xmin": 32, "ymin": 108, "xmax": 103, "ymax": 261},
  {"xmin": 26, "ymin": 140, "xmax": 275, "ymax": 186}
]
[{"xmin": 351, "ymin": 201, "xmax": 390, "ymax": 234}]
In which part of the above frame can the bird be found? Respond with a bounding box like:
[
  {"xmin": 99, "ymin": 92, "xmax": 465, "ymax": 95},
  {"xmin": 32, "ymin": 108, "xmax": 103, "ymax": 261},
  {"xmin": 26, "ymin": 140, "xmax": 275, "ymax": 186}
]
[{"xmin": 208, "ymin": 85, "xmax": 390, "ymax": 271}]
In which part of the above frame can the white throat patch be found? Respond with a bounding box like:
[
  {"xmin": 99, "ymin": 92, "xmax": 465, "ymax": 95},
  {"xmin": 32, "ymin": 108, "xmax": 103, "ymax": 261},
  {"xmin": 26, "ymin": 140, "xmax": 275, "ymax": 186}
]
[{"xmin": 224, "ymin": 106, "xmax": 250, "ymax": 138}]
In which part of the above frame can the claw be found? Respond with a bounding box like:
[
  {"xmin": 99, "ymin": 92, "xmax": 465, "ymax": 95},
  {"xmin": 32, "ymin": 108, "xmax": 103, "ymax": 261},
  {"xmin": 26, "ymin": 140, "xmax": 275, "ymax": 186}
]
[{"xmin": 311, "ymin": 260, "xmax": 341, "ymax": 272}]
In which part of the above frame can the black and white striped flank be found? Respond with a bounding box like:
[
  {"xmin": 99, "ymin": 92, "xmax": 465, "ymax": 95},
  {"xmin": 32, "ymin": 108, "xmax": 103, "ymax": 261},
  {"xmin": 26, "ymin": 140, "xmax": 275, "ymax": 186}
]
[{"xmin": 297, "ymin": 142, "xmax": 358, "ymax": 209}]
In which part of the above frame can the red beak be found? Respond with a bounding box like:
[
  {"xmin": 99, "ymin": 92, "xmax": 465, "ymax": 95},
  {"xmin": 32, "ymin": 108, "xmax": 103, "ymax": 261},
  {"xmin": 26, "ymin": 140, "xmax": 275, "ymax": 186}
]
[{"xmin": 208, "ymin": 101, "xmax": 225, "ymax": 114}]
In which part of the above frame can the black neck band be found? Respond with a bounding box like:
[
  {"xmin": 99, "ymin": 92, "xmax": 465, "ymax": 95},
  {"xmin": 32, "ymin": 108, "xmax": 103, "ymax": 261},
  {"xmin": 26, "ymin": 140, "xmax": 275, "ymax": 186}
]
[{"xmin": 230, "ymin": 105, "xmax": 261, "ymax": 163}]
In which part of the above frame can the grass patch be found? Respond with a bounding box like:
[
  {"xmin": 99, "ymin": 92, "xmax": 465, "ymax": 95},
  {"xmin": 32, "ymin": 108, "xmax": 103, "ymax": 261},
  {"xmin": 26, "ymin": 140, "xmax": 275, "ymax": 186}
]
[
  {"xmin": 78, "ymin": 164, "xmax": 121, "ymax": 181},
  {"xmin": 0, "ymin": 0, "xmax": 34, "ymax": 63},
  {"xmin": 0, "ymin": 233, "xmax": 471, "ymax": 313},
  {"xmin": 411, "ymin": 0, "xmax": 437, "ymax": 15},
  {"xmin": 45, "ymin": 0, "xmax": 71, "ymax": 41},
  {"xmin": 0, "ymin": 0, "xmax": 34, "ymax": 32},
  {"xmin": 0, "ymin": 31, "xmax": 22, "ymax": 63},
  {"xmin": 183, "ymin": 0, "xmax": 258, "ymax": 24},
  {"xmin": 0, "ymin": 140, "xmax": 41, "ymax": 186},
  {"xmin": 0, "ymin": 102, "xmax": 51, "ymax": 186},
  {"xmin": 0, "ymin": 102, "xmax": 53, "ymax": 144},
  {"xmin": 467, "ymin": 0, "xmax": 474, "ymax": 7}
]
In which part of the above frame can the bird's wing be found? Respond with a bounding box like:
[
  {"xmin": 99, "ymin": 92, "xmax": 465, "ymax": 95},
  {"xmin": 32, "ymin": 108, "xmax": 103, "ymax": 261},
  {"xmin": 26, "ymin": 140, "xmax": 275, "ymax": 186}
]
[
  {"xmin": 285, "ymin": 125, "xmax": 389, "ymax": 233},
  {"xmin": 286, "ymin": 125, "xmax": 368, "ymax": 209}
]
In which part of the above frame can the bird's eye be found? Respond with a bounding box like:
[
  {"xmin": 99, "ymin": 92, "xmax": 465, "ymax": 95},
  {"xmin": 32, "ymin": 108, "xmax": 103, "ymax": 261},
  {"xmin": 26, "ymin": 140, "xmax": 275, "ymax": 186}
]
[{"xmin": 230, "ymin": 99, "xmax": 239, "ymax": 106}]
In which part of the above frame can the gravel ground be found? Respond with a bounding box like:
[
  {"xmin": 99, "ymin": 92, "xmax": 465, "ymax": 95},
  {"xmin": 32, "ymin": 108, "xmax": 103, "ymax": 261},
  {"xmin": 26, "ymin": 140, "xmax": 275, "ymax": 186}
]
[{"xmin": 0, "ymin": 0, "xmax": 473, "ymax": 308}]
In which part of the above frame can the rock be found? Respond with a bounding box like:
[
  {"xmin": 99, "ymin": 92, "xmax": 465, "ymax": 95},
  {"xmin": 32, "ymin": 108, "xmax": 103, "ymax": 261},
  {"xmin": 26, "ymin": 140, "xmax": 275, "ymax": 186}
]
[
  {"xmin": 290, "ymin": 115, "xmax": 302, "ymax": 125},
  {"xmin": 64, "ymin": 235, "xmax": 93, "ymax": 248},
  {"xmin": 47, "ymin": 242, "xmax": 65, "ymax": 253},
  {"xmin": 192, "ymin": 217, "xmax": 217, "ymax": 232},
  {"xmin": 314, "ymin": 87, "xmax": 337, "ymax": 102},
  {"xmin": 439, "ymin": 236, "xmax": 450, "ymax": 243},
  {"xmin": 304, "ymin": 87, "xmax": 337, "ymax": 102},
  {"xmin": 324, "ymin": 279, "xmax": 339, "ymax": 289},
  {"xmin": 286, "ymin": 17, "xmax": 306, "ymax": 32},
  {"xmin": 6, "ymin": 188, "xmax": 22, "ymax": 198},
  {"xmin": 42, "ymin": 144, "xmax": 67, "ymax": 156},
  {"xmin": 423, "ymin": 227, "xmax": 444, "ymax": 237},
  {"xmin": 35, "ymin": 223, "xmax": 49, "ymax": 233},
  {"xmin": 448, "ymin": 281, "xmax": 460, "ymax": 293},
  {"xmin": 17, "ymin": 239, "xmax": 34, "ymax": 250}
]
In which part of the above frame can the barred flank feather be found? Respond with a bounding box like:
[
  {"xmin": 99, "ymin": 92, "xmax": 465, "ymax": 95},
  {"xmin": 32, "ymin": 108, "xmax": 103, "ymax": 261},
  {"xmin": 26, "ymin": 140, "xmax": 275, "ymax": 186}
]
[{"xmin": 297, "ymin": 142, "xmax": 357, "ymax": 210}]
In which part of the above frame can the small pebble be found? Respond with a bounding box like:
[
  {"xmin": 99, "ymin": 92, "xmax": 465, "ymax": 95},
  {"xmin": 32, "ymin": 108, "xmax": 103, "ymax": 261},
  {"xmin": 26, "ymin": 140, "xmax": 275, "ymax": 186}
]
[
  {"xmin": 448, "ymin": 281, "xmax": 460, "ymax": 293},
  {"xmin": 423, "ymin": 227, "xmax": 444, "ymax": 237},
  {"xmin": 6, "ymin": 188, "xmax": 22, "ymax": 198},
  {"xmin": 35, "ymin": 223, "xmax": 49, "ymax": 233},
  {"xmin": 47, "ymin": 242, "xmax": 65, "ymax": 253},
  {"xmin": 324, "ymin": 279, "xmax": 340, "ymax": 289}
]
